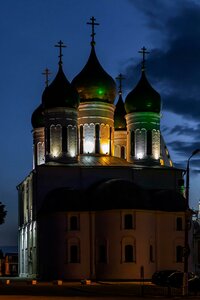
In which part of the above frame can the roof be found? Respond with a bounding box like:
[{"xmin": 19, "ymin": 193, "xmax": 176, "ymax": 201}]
[
  {"xmin": 71, "ymin": 45, "xmax": 116, "ymax": 104},
  {"xmin": 39, "ymin": 179, "xmax": 187, "ymax": 214},
  {"xmin": 125, "ymin": 71, "xmax": 161, "ymax": 114}
]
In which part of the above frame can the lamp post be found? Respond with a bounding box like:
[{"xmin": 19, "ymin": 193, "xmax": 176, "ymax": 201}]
[{"xmin": 183, "ymin": 149, "xmax": 200, "ymax": 296}]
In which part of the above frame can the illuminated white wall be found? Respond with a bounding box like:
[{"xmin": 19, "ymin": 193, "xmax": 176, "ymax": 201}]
[
  {"xmin": 68, "ymin": 125, "xmax": 77, "ymax": 157},
  {"xmin": 126, "ymin": 112, "xmax": 160, "ymax": 164},
  {"xmin": 37, "ymin": 142, "xmax": 45, "ymax": 165},
  {"xmin": 78, "ymin": 101, "xmax": 115, "ymax": 156},
  {"xmin": 114, "ymin": 130, "xmax": 127, "ymax": 159},
  {"xmin": 50, "ymin": 124, "xmax": 62, "ymax": 157},
  {"xmin": 32, "ymin": 127, "xmax": 45, "ymax": 168},
  {"xmin": 83, "ymin": 123, "xmax": 95, "ymax": 154},
  {"xmin": 152, "ymin": 129, "xmax": 160, "ymax": 160},
  {"xmin": 100, "ymin": 124, "xmax": 110, "ymax": 154},
  {"xmin": 135, "ymin": 128, "xmax": 147, "ymax": 159}
]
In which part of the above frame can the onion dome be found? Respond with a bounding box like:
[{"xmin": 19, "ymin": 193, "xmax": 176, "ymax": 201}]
[
  {"xmin": 114, "ymin": 95, "xmax": 126, "ymax": 130},
  {"xmin": 31, "ymin": 104, "xmax": 44, "ymax": 128},
  {"xmin": 125, "ymin": 70, "xmax": 161, "ymax": 114},
  {"xmin": 42, "ymin": 64, "xmax": 79, "ymax": 109},
  {"xmin": 71, "ymin": 45, "xmax": 116, "ymax": 103}
]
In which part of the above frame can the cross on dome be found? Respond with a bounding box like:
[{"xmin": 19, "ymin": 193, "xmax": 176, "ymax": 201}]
[
  {"xmin": 138, "ymin": 46, "xmax": 150, "ymax": 71},
  {"xmin": 116, "ymin": 73, "xmax": 125, "ymax": 95},
  {"xmin": 55, "ymin": 40, "xmax": 66, "ymax": 66},
  {"xmin": 42, "ymin": 68, "xmax": 51, "ymax": 87},
  {"xmin": 87, "ymin": 16, "xmax": 99, "ymax": 46}
]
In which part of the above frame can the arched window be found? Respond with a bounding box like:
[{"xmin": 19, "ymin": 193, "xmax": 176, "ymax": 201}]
[
  {"xmin": 124, "ymin": 214, "xmax": 133, "ymax": 229},
  {"xmin": 83, "ymin": 124, "xmax": 95, "ymax": 154},
  {"xmin": 98, "ymin": 245, "xmax": 107, "ymax": 263},
  {"xmin": 100, "ymin": 124, "xmax": 109, "ymax": 154},
  {"xmin": 125, "ymin": 245, "xmax": 133, "ymax": 262},
  {"xmin": 70, "ymin": 245, "xmax": 79, "ymax": 263},
  {"xmin": 176, "ymin": 217, "xmax": 183, "ymax": 231},
  {"xmin": 121, "ymin": 146, "xmax": 125, "ymax": 159},
  {"xmin": 50, "ymin": 124, "xmax": 62, "ymax": 157},
  {"xmin": 152, "ymin": 129, "xmax": 160, "ymax": 159},
  {"xmin": 68, "ymin": 125, "xmax": 77, "ymax": 157},
  {"xmin": 37, "ymin": 142, "xmax": 45, "ymax": 165},
  {"xmin": 135, "ymin": 129, "xmax": 146, "ymax": 159},
  {"xmin": 176, "ymin": 245, "xmax": 183, "ymax": 262},
  {"xmin": 70, "ymin": 216, "xmax": 79, "ymax": 231}
]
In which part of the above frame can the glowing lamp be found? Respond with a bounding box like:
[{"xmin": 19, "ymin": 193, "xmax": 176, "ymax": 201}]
[
  {"xmin": 154, "ymin": 151, "xmax": 160, "ymax": 160},
  {"xmin": 97, "ymin": 88, "xmax": 104, "ymax": 95},
  {"xmin": 84, "ymin": 140, "xmax": 94, "ymax": 154},
  {"xmin": 69, "ymin": 149, "xmax": 76, "ymax": 157},
  {"xmin": 101, "ymin": 143, "xmax": 109, "ymax": 154},
  {"xmin": 52, "ymin": 148, "xmax": 59, "ymax": 157},
  {"xmin": 136, "ymin": 152, "xmax": 144, "ymax": 159},
  {"xmin": 160, "ymin": 159, "xmax": 164, "ymax": 166}
]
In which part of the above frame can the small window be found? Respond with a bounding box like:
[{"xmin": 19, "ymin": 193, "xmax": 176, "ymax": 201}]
[
  {"xmin": 98, "ymin": 245, "xmax": 107, "ymax": 263},
  {"xmin": 176, "ymin": 217, "xmax": 182, "ymax": 231},
  {"xmin": 125, "ymin": 245, "xmax": 134, "ymax": 262},
  {"xmin": 124, "ymin": 214, "xmax": 133, "ymax": 229},
  {"xmin": 176, "ymin": 245, "xmax": 183, "ymax": 262},
  {"xmin": 70, "ymin": 216, "xmax": 79, "ymax": 231},
  {"xmin": 70, "ymin": 245, "xmax": 79, "ymax": 263},
  {"xmin": 121, "ymin": 146, "xmax": 125, "ymax": 159}
]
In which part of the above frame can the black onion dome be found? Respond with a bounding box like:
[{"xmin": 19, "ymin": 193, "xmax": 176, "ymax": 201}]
[
  {"xmin": 71, "ymin": 45, "xmax": 116, "ymax": 103},
  {"xmin": 31, "ymin": 104, "xmax": 44, "ymax": 128},
  {"xmin": 125, "ymin": 71, "xmax": 161, "ymax": 114},
  {"xmin": 42, "ymin": 65, "xmax": 79, "ymax": 109},
  {"xmin": 114, "ymin": 94, "xmax": 127, "ymax": 130}
]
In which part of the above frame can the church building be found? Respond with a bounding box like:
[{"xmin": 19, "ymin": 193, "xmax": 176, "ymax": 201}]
[{"xmin": 17, "ymin": 17, "xmax": 188, "ymax": 280}]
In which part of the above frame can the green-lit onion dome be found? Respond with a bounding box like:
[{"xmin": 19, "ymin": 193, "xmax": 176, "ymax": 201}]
[
  {"xmin": 114, "ymin": 94, "xmax": 126, "ymax": 130},
  {"xmin": 71, "ymin": 45, "xmax": 116, "ymax": 103},
  {"xmin": 125, "ymin": 71, "xmax": 161, "ymax": 114},
  {"xmin": 42, "ymin": 65, "xmax": 80, "ymax": 109},
  {"xmin": 31, "ymin": 104, "xmax": 45, "ymax": 128}
]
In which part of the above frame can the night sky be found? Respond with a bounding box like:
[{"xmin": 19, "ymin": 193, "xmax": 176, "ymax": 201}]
[{"xmin": 0, "ymin": 0, "xmax": 200, "ymax": 246}]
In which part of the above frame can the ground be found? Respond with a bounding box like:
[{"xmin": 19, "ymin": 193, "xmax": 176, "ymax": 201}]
[{"xmin": 0, "ymin": 278, "xmax": 199, "ymax": 299}]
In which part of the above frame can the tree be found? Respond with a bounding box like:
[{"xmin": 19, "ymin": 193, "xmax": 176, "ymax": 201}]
[{"xmin": 0, "ymin": 202, "xmax": 7, "ymax": 225}]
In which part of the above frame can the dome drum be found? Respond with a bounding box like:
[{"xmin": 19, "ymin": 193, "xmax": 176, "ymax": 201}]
[{"xmin": 125, "ymin": 112, "xmax": 160, "ymax": 131}]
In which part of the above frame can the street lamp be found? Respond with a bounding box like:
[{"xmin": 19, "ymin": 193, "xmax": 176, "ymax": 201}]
[{"xmin": 183, "ymin": 149, "xmax": 200, "ymax": 296}]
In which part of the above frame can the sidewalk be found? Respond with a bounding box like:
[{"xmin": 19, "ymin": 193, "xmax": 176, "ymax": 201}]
[{"xmin": 0, "ymin": 278, "xmax": 199, "ymax": 298}]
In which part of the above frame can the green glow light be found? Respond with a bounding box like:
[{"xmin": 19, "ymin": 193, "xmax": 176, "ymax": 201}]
[
  {"xmin": 147, "ymin": 102, "xmax": 152, "ymax": 107},
  {"xmin": 97, "ymin": 88, "xmax": 104, "ymax": 95}
]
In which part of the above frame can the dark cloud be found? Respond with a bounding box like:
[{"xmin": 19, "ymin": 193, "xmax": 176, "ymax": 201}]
[
  {"xmin": 167, "ymin": 139, "xmax": 200, "ymax": 170},
  {"xmin": 166, "ymin": 124, "xmax": 199, "ymax": 136},
  {"xmin": 125, "ymin": 0, "xmax": 200, "ymax": 121}
]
